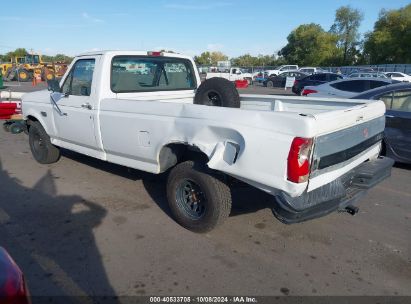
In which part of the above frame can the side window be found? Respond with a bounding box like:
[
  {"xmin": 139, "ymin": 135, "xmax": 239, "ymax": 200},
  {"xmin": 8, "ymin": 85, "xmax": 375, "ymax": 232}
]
[
  {"xmin": 370, "ymin": 80, "xmax": 389, "ymax": 90},
  {"xmin": 61, "ymin": 59, "xmax": 95, "ymax": 96},
  {"xmin": 61, "ymin": 70, "xmax": 73, "ymax": 94},
  {"xmin": 331, "ymin": 80, "xmax": 365, "ymax": 92},
  {"xmin": 328, "ymin": 74, "xmax": 339, "ymax": 81},
  {"xmin": 378, "ymin": 92, "xmax": 393, "ymax": 109},
  {"xmin": 232, "ymin": 68, "xmax": 237, "ymax": 74},
  {"xmin": 316, "ymin": 74, "xmax": 327, "ymax": 81},
  {"xmin": 391, "ymin": 90, "xmax": 411, "ymax": 112},
  {"xmin": 111, "ymin": 56, "xmax": 196, "ymax": 93}
]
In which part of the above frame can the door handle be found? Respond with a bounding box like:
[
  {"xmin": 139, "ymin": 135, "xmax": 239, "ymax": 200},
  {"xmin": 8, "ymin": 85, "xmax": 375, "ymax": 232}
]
[
  {"xmin": 385, "ymin": 115, "xmax": 395, "ymax": 118},
  {"xmin": 81, "ymin": 103, "xmax": 92, "ymax": 110}
]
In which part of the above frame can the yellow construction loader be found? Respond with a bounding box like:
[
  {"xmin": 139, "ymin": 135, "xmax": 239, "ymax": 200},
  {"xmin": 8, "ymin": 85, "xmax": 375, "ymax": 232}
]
[{"xmin": 1, "ymin": 53, "xmax": 68, "ymax": 82}]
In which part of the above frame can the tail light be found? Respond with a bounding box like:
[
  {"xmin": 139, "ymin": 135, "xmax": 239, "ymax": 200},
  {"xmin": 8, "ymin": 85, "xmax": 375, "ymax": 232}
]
[
  {"xmin": 0, "ymin": 248, "xmax": 30, "ymax": 304},
  {"xmin": 287, "ymin": 137, "xmax": 313, "ymax": 183},
  {"xmin": 294, "ymin": 80, "xmax": 298, "ymax": 86},
  {"xmin": 302, "ymin": 89, "xmax": 318, "ymax": 96}
]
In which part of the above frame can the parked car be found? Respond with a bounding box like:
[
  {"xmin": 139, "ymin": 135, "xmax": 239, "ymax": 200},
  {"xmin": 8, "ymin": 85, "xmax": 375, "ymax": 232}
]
[
  {"xmin": 352, "ymin": 82, "xmax": 411, "ymax": 164},
  {"xmin": 348, "ymin": 72, "xmax": 388, "ymax": 78},
  {"xmin": 265, "ymin": 65, "xmax": 299, "ymax": 76},
  {"xmin": 207, "ymin": 67, "xmax": 253, "ymax": 84},
  {"xmin": 0, "ymin": 247, "xmax": 30, "ymax": 303},
  {"xmin": 292, "ymin": 73, "xmax": 343, "ymax": 95},
  {"xmin": 298, "ymin": 67, "xmax": 327, "ymax": 74},
  {"xmin": 302, "ymin": 78, "xmax": 398, "ymax": 98},
  {"xmin": 253, "ymin": 71, "xmax": 268, "ymax": 83},
  {"xmin": 384, "ymin": 72, "xmax": 411, "ymax": 82},
  {"xmin": 21, "ymin": 50, "xmax": 393, "ymax": 232},
  {"xmin": 349, "ymin": 67, "xmax": 375, "ymax": 74},
  {"xmin": 263, "ymin": 71, "xmax": 307, "ymax": 88}
]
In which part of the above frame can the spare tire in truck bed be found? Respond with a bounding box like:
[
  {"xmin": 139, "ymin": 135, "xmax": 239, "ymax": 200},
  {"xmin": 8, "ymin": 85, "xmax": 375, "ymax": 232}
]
[{"xmin": 194, "ymin": 77, "xmax": 240, "ymax": 108}]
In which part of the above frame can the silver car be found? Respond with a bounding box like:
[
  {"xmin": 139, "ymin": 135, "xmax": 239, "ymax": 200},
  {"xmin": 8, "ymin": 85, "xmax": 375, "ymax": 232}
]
[
  {"xmin": 348, "ymin": 72, "xmax": 388, "ymax": 78},
  {"xmin": 302, "ymin": 78, "xmax": 398, "ymax": 98}
]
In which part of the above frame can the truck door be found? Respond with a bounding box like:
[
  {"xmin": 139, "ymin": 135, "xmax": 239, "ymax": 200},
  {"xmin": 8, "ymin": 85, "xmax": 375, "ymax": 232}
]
[{"xmin": 53, "ymin": 57, "xmax": 100, "ymax": 154}]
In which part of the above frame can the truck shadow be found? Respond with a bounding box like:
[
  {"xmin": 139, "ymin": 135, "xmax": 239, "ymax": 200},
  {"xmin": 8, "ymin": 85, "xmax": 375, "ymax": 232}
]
[
  {"xmin": 61, "ymin": 149, "xmax": 277, "ymax": 219},
  {"xmin": 393, "ymin": 162, "xmax": 411, "ymax": 170},
  {"xmin": 0, "ymin": 158, "xmax": 120, "ymax": 303}
]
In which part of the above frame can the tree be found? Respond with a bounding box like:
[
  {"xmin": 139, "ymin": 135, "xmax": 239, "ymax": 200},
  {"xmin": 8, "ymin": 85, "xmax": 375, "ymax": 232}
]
[
  {"xmin": 231, "ymin": 54, "xmax": 277, "ymax": 67},
  {"xmin": 363, "ymin": 4, "xmax": 411, "ymax": 64},
  {"xmin": 330, "ymin": 6, "xmax": 363, "ymax": 65},
  {"xmin": 194, "ymin": 51, "xmax": 228, "ymax": 66},
  {"xmin": 0, "ymin": 48, "xmax": 29, "ymax": 62},
  {"xmin": 278, "ymin": 23, "xmax": 340, "ymax": 66}
]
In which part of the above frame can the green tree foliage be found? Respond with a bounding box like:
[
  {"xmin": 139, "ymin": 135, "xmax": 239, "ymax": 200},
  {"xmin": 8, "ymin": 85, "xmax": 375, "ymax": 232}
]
[
  {"xmin": 0, "ymin": 48, "xmax": 29, "ymax": 62},
  {"xmin": 363, "ymin": 4, "xmax": 411, "ymax": 64},
  {"xmin": 194, "ymin": 51, "xmax": 228, "ymax": 66},
  {"xmin": 0, "ymin": 48, "xmax": 72, "ymax": 63},
  {"xmin": 330, "ymin": 6, "xmax": 364, "ymax": 65},
  {"xmin": 42, "ymin": 54, "xmax": 73, "ymax": 63},
  {"xmin": 231, "ymin": 54, "xmax": 278, "ymax": 67},
  {"xmin": 278, "ymin": 23, "xmax": 340, "ymax": 66}
]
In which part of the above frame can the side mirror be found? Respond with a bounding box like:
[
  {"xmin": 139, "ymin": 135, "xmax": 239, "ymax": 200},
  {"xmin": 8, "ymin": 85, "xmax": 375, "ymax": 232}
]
[{"xmin": 47, "ymin": 79, "xmax": 60, "ymax": 92}]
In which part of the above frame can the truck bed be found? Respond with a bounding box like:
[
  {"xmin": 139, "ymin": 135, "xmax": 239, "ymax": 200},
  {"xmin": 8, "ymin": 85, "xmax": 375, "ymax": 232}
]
[{"xmin": 240, "ymin": 94, "xmax": 368, "ymax": 114}]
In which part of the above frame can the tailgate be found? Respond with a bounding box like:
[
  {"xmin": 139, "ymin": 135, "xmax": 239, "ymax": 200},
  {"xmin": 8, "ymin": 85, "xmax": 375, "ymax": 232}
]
[{"xmin": 308, "ymin": 99, "xmax": 386, "ymax": 192}]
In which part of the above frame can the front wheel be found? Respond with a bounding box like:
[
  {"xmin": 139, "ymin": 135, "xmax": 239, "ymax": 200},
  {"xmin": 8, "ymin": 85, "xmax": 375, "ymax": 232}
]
[
  {"xmin": 166, "ymin": 161, "xmax": 232, "ymax": 233},
  {"xmin": 29, "ymin": 121, "xmax": 61, "ymax": 164},
  {"xmin": 266, "ymin": 80, "xmax": 274, "ymax": 88},
  {"xmin": 18, "ymin": 69, "xmax": 31, "ymax": 82}
]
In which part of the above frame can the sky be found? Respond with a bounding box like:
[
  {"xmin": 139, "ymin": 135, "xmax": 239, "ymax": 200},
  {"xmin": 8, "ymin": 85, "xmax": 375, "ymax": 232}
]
[{"xmin": 1, "ymin": 0, "xmax": 409, "ymax": 58}]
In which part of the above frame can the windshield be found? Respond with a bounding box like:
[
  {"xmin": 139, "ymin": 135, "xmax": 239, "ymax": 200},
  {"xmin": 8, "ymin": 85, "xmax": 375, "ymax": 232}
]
[{"xmin": 24, "ymin": 55, "xmax": 40, "ymax": 64}]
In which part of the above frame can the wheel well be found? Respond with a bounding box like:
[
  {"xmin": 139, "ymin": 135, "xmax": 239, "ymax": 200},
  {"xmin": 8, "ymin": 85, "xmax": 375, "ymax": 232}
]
[
  {"xmin": 26, "ymin": 115, "xmax": 39, "ymax": 130},
  {"xmin": 159, "ymin": 143, "xmax": 209, "ymax": 173}
]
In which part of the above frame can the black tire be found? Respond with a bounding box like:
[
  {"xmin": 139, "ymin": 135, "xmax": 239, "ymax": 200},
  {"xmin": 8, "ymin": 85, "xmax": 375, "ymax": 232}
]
[
  {"xmin": 29, "ymin": 121, "xmax": 60, "ymax": 164},
  {"xmin": 166, "ymin": 161, "xmax": 232, "ymax": 233},
  {"xmin": 194, "ymin": 77, "xmax": 240, "ymax": 108},
  {"xmin": 18, "ymin": 69, "xmax": 31, "ymax": 82},
  {"xmin": 266, "ymin": 80, "xmax": 274, "ymax": 88}
]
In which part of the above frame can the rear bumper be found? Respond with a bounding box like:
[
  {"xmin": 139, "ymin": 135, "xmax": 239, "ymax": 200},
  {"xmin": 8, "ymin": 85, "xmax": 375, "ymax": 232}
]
[{"xmin": 272, "ymin": 157, "xmax": 394, "ymax": 224}]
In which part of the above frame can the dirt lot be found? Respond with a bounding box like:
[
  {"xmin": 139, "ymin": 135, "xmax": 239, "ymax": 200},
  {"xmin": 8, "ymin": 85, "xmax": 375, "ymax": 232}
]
[{"xmin": 0, "ymin": 81, "xmax": 410, "ymax": 300}]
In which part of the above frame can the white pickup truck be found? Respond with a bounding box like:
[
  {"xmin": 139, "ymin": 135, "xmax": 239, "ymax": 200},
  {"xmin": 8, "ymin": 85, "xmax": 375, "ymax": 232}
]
[
  {"xmin": 206, "ymin": 67, "xmax": 253, "ymax": 84},
  {"xmin": 21, "ymin": 50, "xmax": 393, "ymax": 232}
]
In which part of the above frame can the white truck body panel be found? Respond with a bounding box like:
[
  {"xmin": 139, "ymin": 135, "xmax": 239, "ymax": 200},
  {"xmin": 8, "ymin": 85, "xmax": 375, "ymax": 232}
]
[{"xmin": 22, "ymin": 51, "xmax": 386, "ymax": 201}]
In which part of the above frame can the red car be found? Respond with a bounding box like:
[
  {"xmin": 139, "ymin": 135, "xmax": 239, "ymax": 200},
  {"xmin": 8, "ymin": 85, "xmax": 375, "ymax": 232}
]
[{"xmin": 0, "ymin": 247, "xmax": 30, "ymax": 304}]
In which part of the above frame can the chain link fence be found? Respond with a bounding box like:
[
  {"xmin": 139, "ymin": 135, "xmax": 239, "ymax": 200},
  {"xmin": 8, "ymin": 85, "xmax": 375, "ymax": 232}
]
[{"xmin": 198, "ymin": 64, "xmax": 411, "ymax": 75}]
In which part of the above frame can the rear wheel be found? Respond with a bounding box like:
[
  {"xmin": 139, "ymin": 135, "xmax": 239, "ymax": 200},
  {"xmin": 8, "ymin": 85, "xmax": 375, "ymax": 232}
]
[
  {"xmin": 266, "ymin": 80, "xmax": 274, "ymax": 88},
  {"xmin": 29, "ymin": 121, "xmax": 60, "ymax": 164},
  {"xmin": 166, "ymin": 161, "xmax": 232, "ymax": 233}
]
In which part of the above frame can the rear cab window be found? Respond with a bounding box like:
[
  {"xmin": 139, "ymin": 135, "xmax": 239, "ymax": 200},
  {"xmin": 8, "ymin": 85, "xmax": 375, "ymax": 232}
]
[{"xmin": 111, "ymin": 56, "xmax": 197, "ymax": 93}]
